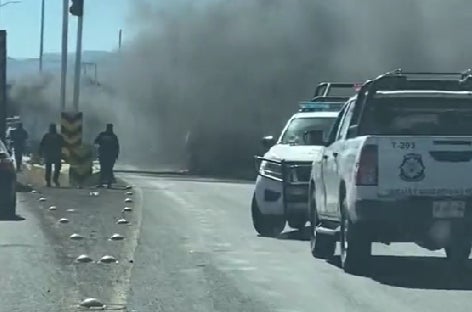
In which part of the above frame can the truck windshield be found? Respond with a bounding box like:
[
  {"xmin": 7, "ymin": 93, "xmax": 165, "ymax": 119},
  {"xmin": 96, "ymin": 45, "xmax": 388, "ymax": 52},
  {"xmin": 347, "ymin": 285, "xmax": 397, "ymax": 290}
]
[
  {"xmin": 280, "ymin": 117, "xmax": 335, "ymax": 145},
  {"xmin": 361, "ymin": 97, "xmax": 472, "ymax": 136}
]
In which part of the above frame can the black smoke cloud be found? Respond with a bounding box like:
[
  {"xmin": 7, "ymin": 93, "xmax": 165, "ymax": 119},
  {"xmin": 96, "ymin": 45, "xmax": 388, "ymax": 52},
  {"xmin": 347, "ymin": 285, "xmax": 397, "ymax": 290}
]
[{"xmin": 10, "ymin": 0, "xmax": 472, "ymax": 169}]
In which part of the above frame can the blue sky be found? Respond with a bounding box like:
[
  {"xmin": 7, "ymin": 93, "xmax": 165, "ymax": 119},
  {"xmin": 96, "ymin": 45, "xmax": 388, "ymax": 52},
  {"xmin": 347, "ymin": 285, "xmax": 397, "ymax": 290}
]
[{"xmin": 1, "ymin": 0, "xmax": 129, "ymax": 58}]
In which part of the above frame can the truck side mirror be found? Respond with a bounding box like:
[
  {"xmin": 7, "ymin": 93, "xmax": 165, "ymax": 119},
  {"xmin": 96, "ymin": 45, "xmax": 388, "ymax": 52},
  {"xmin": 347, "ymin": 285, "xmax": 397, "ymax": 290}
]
[{"xmin": 261, "ymin": 136, "xmax": 276, "ymax": 149}]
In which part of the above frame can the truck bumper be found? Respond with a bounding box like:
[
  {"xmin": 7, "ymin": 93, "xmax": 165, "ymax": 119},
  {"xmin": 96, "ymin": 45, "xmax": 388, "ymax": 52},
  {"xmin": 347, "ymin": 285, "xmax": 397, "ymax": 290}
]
[
  {"xmin": 354, "ymin": 198, "xmax": 472, "ymax": 222},
  {"xmin": 254, "ymin": 175, "xmax": 309, "ymax": 217},
  {"xmin": 353, "ymin": 198, "xmax": 472, "ymax": 245}
]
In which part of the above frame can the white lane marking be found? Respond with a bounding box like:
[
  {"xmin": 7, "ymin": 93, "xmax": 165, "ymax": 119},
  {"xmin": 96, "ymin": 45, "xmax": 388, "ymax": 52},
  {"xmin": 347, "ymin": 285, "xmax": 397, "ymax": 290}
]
[
  {"xmin": 224, "ymin": 258, "xmax": 251, "ymax": 265},
  {"xmin": 218, "ymin": 266, "xmax": 257, "ymax": 272},
  {"xmin": 108, "ymin": 177, "xmax": 144, "ymax": 307}
]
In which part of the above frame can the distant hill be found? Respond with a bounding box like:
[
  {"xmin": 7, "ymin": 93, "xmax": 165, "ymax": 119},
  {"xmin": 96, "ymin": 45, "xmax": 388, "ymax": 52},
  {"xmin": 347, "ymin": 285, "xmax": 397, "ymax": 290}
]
[{"xmin": 7, "ymin": 51, "xmax": 114, "ymax": 79}]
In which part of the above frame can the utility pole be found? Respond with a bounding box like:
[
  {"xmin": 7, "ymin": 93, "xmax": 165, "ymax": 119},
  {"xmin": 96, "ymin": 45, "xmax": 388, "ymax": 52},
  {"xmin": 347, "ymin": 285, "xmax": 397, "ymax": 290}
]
[
  {"xmin": 118, "ymin": 29, "xmax": 122, "ymax": 51},
  {"xmin": 38, "ymin": 0, "xmax": 45, "ymax": 73},
  {"xmin": 60, "ymin": 0, "xmax": 69, "ymax": 111},
  {"xmin": 72, "ymin": 0, "xmax": 84, "ymax": 112},
  {"xmin": 0, "ymin": 30, "xmax": 6, "ymax": 141}
]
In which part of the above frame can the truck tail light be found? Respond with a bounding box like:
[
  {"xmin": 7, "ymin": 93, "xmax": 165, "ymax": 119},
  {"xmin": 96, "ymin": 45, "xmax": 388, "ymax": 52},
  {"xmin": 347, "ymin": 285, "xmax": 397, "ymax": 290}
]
[{"xmin": 356, "ymin": 144, "xmax": 378, "ymax": 186}]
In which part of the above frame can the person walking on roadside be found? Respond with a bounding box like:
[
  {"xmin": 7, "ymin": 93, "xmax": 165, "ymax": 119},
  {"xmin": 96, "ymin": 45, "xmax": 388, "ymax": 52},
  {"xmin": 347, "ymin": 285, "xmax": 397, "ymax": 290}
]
[
  {"xmin": 94, "ymin": 124, "xmax": 119, "ymax": 189},
  {"xmin": 39, "ymin": 124, "xmax": 64, "ymax": 187},
  {"xmin": 9, "ymin": 123, "xmax": 28, "ymax": 172}
]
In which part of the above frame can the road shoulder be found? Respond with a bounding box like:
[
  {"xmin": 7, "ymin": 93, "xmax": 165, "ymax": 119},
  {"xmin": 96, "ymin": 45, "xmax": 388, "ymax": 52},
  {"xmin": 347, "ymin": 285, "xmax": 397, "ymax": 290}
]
[{"xmin": 15, "ymin": 168, "xmax": 141, "ymax": 309}]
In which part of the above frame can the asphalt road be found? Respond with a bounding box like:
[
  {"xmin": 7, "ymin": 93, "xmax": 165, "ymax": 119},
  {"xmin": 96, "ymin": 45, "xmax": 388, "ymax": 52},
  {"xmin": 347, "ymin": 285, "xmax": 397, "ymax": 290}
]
[
  {"xmin": 4, "ymin": 172, "xmax": 472, "ymax": 311},
  {"xmin": 0, "ymin": 191, "xmax": 78, "ymax": 312},
  {"xmin": 0, "ymin": 179, "xmax": 138, "ymax": 311},
  {"xmin": 124, "ymin": 173, "xmax": 472, "ymax": 312}
]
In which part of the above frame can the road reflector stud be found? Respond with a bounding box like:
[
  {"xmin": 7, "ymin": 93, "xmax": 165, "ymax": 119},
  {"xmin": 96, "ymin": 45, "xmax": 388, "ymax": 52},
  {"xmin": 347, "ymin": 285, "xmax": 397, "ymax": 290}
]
[
  {"xmin": 67, "ymin": 209, "xmax": 77, "ymax": 213},
  {"xmin": 110, "ymin": 233, "xmax": 124, "ymax": 241},
  {"xmin": 123, "ymin": 207, "xmax": 132, "ymax": 212},
  {"xmin": 117, "ymin": 218, "xmax": 129, "ymax": 225},
  {"xmin": 125, "ymin": 191, "xmax": 133, "ymax": 196},
  {"xmin": 59, "ymin": 218, "xmax": 69, "ymax": 224},
  {"xmin": 70, "ymin": 233, "xmax": 84, "ymax": 240},
  {"xmin": 31, "ymin": 190, "xmax": 37, "ymax": 194},
  {"xmin": 39, "ymin": 197, "xmax": 46, "ymax": 202},
  {"xmin": 89, "ymin": 191, "xmax": 99, "ymax": 197},
  {"xmin": 124, "ymin": 198, "xmax": 133, "ymax": 203},
  {"xmin": 76, "ymin": 255, "xmax": 93, "ymax": 263},
  {"xmin": 99, "ymin": 255, "xmax": 117, "ymax": 264},
  {"xmin": 79, "ymin": 298, "xmax": 104, "ymax": 309},
  {"xmin": 125, "ymin": 185, "xmax": 132, "ymax": 190},
  {"xmin": 49, "ymin": 206, "xmax": 57, "ymax": 211}
]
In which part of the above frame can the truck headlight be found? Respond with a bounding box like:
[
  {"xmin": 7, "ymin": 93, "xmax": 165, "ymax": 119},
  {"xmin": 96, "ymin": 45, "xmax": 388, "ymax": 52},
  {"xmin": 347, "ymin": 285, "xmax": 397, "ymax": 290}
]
[{"xmin": 260, "ymin": 160, "xmax": 283, "ymax": 180}]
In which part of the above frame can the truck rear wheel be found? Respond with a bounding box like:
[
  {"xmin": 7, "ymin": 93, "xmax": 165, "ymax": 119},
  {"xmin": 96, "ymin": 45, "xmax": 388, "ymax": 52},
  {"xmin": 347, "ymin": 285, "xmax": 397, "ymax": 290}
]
[
  {"xmin": 251, "ymin": 196, "xmax": 285, "ymax": 237},
  {"xmin": 445, "ymin": 236, "xmax": 471, "ymax": 268},
  {"xmin": 340, "ymin": 199, "xmax": 371, "ymax": 275},
  {"xmin": 309, "ymin": 199, "xmax": 335, "ymax": 259},
  {"xmin": 446, "ymin": 245, "xmax": 471, "ymax": 264}
]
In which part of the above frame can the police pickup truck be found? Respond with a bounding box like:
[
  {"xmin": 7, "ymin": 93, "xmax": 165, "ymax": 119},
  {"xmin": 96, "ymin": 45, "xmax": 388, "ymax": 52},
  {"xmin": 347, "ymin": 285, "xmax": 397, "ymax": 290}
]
[
  {"xmin": 252, "ymin": 83, "xmax": 360, "ymax": 237},
  {"xmin": 309, "ymin": 70, "xmax": 472, "ymax": 274}
]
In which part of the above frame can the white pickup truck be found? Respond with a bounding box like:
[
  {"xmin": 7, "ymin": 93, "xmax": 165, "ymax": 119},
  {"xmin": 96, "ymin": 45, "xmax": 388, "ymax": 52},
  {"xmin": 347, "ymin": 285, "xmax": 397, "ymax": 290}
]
[{"xmin": 309, "ymin": 71, "xmax": 472, "ymax": 274}]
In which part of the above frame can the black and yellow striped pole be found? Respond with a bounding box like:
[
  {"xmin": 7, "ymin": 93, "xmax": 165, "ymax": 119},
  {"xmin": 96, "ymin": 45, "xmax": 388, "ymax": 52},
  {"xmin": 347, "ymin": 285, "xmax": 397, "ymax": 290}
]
[
  {"xmin": 61, "ymin": 112, "xmax": 92, "ymax": 186},
  {"xmin": 61, "ymin": 112, "xmax": 82, "ymax": 158}
]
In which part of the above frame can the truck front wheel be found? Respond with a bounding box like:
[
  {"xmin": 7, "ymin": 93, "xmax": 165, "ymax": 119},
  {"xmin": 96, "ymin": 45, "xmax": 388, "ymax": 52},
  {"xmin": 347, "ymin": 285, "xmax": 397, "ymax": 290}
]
[
  {"xmin": 309, "ymin": 194, "xmax": 335, "ymax": 259},
  {"xmin": 251, "ymin": 196, "xmax": 285, "ymax": 237}
]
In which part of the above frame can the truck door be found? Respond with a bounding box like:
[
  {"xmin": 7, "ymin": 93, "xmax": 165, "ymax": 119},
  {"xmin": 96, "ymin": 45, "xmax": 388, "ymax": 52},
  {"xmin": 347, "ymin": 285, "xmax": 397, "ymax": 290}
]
[
  {"xmin": 323, "ymin": 101, "xmax": 355, "ymax": 217},
  {"xmin": 319, "ymin": 104, "xmax": 349, "ymax": 217}
]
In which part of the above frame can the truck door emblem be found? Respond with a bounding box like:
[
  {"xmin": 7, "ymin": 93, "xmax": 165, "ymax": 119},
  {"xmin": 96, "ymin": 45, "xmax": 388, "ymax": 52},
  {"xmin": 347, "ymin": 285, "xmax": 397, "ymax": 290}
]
[{"xmin": 399, "ymin": 153, "xmax": 425, "ymax": 182}]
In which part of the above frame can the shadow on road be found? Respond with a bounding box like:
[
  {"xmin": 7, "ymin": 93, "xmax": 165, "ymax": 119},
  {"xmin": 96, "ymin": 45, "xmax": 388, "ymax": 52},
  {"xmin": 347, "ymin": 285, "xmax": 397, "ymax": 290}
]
[
  {"xmin": 115, "ymin": 170, "xmax": 255, "ymax": 185},
  {"xmin": 0, "ymin": 214, "xmax": 25, "ymax": 221},
  {"xmin": 328, "ymin": 255, "xmax": 472, "ymax": 290},
  {"xmin": 278, "ymin": 227, "xmax": 310, "ymax": 241}
]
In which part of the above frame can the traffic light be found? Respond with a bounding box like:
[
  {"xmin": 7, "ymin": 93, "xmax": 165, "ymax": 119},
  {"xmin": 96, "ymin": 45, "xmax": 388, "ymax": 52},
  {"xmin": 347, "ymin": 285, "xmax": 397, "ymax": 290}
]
[{"xmin": 69, "ymin": 0, "xmax": 84, "ymax": 17}]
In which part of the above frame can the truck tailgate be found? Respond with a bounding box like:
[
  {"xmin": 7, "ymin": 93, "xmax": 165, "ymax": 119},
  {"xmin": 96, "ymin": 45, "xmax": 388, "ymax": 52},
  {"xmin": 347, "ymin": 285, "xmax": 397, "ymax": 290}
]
[{"xmin": 377, "ymin": 136, "xmax": 472, "ymax": 197}]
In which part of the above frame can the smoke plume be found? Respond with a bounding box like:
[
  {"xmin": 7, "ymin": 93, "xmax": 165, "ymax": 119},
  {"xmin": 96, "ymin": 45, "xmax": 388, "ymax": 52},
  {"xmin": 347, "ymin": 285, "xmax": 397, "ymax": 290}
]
[{"xmin": 10, "ymin": 0, "xmax": 472, "ymax": 170}]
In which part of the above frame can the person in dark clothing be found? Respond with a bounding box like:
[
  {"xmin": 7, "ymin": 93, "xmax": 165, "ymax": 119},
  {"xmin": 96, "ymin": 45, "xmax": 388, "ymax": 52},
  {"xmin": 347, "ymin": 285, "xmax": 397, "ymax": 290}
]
[
  {"xmin": 94, "ymin": 124, "xmax": 119, "ymax": 188},
  {"xmin": 39, "ymin": 124, "xmax": 64, "ymax": 187},
  {"xmin": 9, "ymin": 123, "xmax": 28, "ymax": 172}
]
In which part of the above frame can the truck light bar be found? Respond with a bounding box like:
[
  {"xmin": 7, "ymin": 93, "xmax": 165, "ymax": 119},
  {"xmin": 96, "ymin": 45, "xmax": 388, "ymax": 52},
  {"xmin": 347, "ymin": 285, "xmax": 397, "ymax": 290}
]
[
  {"xmin": 298, "ymin": 101, "xmax": 344, "ymax": 112},
  {"xmin": 315, "ymin": 82, "xmax": 363, "ymax": 98}
]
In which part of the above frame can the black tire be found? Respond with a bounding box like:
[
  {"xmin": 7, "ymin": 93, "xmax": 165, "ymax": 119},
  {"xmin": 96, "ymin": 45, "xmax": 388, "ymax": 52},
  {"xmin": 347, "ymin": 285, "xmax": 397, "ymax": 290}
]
[
  {"xmin": 10, "ymin": 192, "xmax": 17, "ymax": 216},
  {"xmin": 251, "ymin": 196, "xmax": 285, "ymax": 237},
  {"xmin": 445, "ymin": 225, "xmax": 471, "ymax": 267},
  {"xmin": 309, "ymin": 193, "xmax": 335, "ymax": 259},
  {"xmin": 340, "ymin": 197, "xmax": 371, "ymax": 275},
  {"xmin": 445, "ymin": 245, "xmax": 471, "ymax": 263},
  {"xmin": 0, "ymin": 192, "xmax": 16, "ymax": 217}
]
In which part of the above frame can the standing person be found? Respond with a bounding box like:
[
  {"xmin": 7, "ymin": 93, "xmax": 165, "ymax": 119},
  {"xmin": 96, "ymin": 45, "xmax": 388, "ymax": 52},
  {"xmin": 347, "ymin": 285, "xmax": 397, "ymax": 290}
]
[
  {"xmin": 9, "ymin": 123, "xmax": 28, "ymax": 172},
  {"xmin": 39, "ymin": 124, "xmax": 64, "ymax": 187},
  {"xmin": 94, "ymin": 124, "xmax": 119, "ymax": 189}
]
